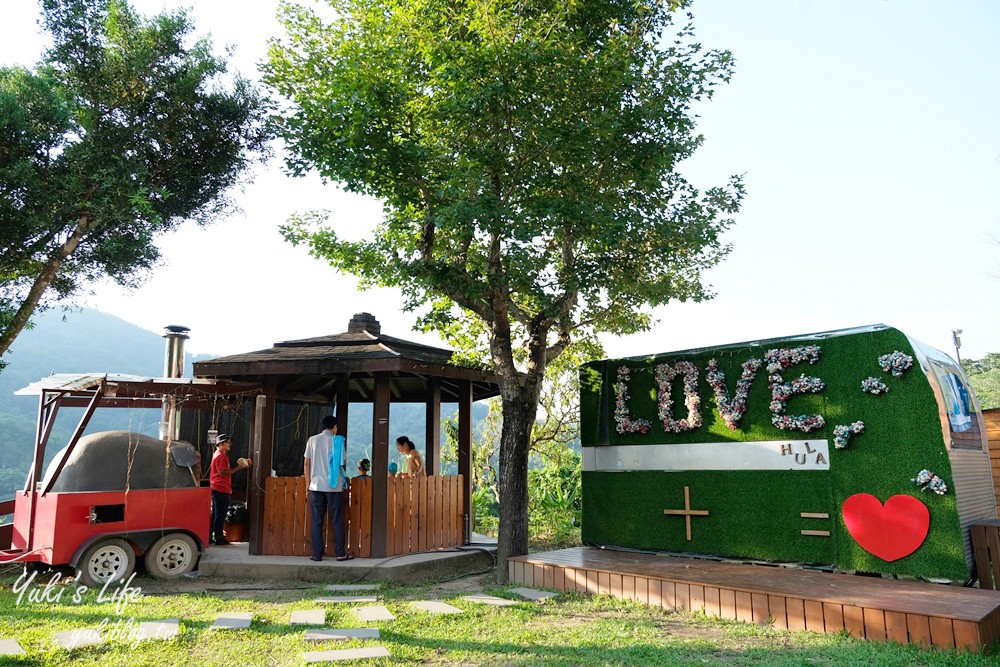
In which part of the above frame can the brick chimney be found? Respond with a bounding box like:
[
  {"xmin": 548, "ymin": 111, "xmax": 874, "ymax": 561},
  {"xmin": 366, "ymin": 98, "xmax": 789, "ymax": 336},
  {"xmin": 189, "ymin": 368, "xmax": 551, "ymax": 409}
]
[{"xmin": 348, "ymin": 313, "xmax": 381, "ymax": 335}]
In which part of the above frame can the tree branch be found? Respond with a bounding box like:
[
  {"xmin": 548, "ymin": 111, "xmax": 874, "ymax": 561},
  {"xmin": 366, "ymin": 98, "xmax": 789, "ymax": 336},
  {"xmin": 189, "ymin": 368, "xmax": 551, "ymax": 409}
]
[{"xmin": 0, "ymin": 214, "xmax": 96, "ymax": 358}]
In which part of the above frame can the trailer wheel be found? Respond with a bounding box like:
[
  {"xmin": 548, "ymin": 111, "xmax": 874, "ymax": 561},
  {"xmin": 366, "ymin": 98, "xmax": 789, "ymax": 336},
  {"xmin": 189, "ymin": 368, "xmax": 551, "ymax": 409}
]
[
  {"xmin": 144, "ymin": 533, "xmax": 198, "ymax": 579},
  {"xmin": 78, "ymin": 538, "xmax": 136, "ymax": 587}
]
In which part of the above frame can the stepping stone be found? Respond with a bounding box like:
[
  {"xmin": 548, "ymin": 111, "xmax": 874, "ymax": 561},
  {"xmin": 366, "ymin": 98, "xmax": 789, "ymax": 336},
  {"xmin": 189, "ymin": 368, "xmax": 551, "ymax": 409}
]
[
  {"xmin": 354, "ymin": 605, "xmax": 395, "ymax": 622},
  {"xmin": 509, "ymin": 587, "xmax": 558, "ymax": 602},
  {"xmin": 303, "ymin": 646, "xmax": 391, "ymax": 663},
  {"xmin": 0, "ymin": 639, "xmax": 25, "ymax": 656},
  {"xmin": 290, "ymin": 609, "xmax": 327, "ymax": 626},
  {"xmin": 55, "ymin": 628, "xmax": 103, "ymax": 649},
  {"xmin": 210, "ymin": 612, "xmax": 253, "ymax": 630},
  {"xmin": 303, "ymin": 628, "xmax": 380, "ymax": 642},
  {"xmin": 409, "ymin": 600, "xmax": 463, "ymax": 615},
  {"xmin": 135, "ymin": 619, "xmax": 181, "ymax": 641},
  {"xmin": 316, "ymin": 596, "xmax": 378, "ymax": 604},
  {"xmin": 325, "ymin": 584, "xmax": 380, "ymax": 592},
  {"xmin": 461, "ymin": 594, "xmax": 518, "ymax": 607}
]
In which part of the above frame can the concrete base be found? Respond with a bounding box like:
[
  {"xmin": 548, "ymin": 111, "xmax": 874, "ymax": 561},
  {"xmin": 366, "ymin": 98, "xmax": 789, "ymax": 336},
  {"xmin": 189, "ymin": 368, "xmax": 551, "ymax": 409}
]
[{"xmin": 197, "ymin": 541, "xmax": 495, "ymax": 582}]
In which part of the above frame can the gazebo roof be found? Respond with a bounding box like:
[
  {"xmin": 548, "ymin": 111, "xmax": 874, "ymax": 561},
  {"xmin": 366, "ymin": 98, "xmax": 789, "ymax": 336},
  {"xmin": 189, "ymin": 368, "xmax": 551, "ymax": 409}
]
[{"xmin": 194, "ymin": 313, "xmax": 499, "ymax": 402}]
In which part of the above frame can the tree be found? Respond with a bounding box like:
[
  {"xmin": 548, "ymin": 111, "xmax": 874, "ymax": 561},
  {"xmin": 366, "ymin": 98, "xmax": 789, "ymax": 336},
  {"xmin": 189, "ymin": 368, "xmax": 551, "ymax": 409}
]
[
  {"xmin": 0, "ymin": 0, "xmax": 270, "ymax": 367},
  {"xmin": 266, "ymin": 0, "xmax": 743, "ymax": 581},
  {"xmin": 963, "ymin": 354, "xmax": 1000, "ymax": 410}
]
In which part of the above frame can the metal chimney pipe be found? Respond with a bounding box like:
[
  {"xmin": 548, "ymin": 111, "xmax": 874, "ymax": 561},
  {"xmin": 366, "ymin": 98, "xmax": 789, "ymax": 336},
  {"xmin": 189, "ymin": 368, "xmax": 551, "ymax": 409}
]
[
  {"xmin": 160, "ymin": 325, "xmax": 190, "ymax": 440},
  {"xmin": 163, "ymin": 324, "xmax": 190, "ymax": 378}
]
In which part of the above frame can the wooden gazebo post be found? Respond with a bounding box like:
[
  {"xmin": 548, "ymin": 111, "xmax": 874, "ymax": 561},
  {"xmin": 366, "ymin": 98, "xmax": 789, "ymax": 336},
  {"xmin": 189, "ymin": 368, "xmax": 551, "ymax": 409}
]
[
  {"xmin": 458, "ymin": 380, "xmax": 473, "ymax": 543},
  {"xmin": 425, "ymin": 379, "xmax": 441, "ymax": 476},
  {"xmin": 248, "ymin": 384, "xmax": 276, "ymax": 556},
  {"xmin": 370, "ymin": 372, "xmax": 391, "ymax": 557}
]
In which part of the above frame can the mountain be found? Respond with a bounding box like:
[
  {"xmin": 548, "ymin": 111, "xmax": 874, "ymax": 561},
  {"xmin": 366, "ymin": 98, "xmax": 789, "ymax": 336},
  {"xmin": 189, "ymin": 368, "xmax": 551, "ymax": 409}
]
[{"xmin": 0, "ymin": 308, "xmax": 486, "ymax": 500}]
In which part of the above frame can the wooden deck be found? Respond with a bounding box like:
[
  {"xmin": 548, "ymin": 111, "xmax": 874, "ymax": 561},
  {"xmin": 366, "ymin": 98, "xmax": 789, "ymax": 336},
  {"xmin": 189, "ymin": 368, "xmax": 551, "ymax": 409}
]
[{"xmin": 508, "ymin": 547, "xmax": 1000, "ymax": 652}]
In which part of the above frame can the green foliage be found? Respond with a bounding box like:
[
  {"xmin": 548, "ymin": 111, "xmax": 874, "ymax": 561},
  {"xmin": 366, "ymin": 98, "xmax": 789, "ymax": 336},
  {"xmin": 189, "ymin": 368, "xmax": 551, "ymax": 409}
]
[
  {"xmin": 581, "ymin": 327, "xmax": 968, "ymax": 580},
  {"xmin": 267, "ymin": 0, "xmax": 742, "ymax": 353},
  {"xmin": 963, "ymin": 353, "xmax": 1000, "ymax": 410},
  {"xmin": 0, "ymin": 0, "xmax": 270, "ymax": 362},
  {"xmin": 528, "ymin": 454, "xmax": 582, "ymax": 547}
]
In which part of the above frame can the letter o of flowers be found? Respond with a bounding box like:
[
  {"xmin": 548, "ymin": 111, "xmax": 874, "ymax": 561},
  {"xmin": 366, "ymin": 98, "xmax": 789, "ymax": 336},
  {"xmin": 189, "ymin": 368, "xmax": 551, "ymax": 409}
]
[{"xmin": 654, "ymin": 361, "xmax": 702, "ymax": 433}]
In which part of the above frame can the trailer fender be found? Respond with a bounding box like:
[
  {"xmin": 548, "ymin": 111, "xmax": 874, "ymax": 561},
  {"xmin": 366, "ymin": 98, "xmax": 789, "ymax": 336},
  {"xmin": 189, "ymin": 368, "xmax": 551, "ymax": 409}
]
[{"xmin": 69, "ymin": 529, "xmax": 205, "ymax": 569}]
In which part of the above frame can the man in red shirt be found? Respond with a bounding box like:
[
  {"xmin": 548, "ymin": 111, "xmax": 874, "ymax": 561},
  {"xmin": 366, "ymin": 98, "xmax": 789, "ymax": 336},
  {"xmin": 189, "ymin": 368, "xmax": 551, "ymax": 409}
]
[{"xmin": 210, "ymin": 434, "xmax": 250, "ymax": 545}]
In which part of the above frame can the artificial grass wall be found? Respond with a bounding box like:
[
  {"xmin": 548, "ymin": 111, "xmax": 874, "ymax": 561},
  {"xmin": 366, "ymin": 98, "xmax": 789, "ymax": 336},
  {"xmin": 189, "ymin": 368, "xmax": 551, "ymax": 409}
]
[{"xmin": 580, "ymin": 326, "xmax": 969, "ymax": 580}]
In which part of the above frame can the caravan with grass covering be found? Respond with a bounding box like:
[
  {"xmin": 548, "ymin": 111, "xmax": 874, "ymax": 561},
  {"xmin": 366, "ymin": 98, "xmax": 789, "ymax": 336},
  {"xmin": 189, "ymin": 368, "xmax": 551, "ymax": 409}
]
[{"xmin": 580, "ymin": 324, "xmax": 993, "ymax": 581}]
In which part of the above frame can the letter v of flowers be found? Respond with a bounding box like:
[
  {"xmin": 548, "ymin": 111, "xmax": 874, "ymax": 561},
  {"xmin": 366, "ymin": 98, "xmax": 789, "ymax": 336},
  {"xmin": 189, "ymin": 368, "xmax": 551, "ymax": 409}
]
[{"xmin": 705, "ymin": 357, "xmax": 764, "ymax": 430}]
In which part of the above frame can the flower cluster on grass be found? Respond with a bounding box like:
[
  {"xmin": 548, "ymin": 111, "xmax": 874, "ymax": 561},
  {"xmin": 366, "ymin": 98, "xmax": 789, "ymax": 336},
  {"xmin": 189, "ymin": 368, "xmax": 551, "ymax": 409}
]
[
  {"xmin": 765, "ymin": 345, "xmax": 822, "ymax": 374},
  {"xmin": 766, "ymin": 346, "xmax": 825, "ymax": 432},
  {"xmin": 654, "ymin": 361, "xmax": 702, "ymax": 432},
  {"xmin": 705, "ymin": 357, "xmax": 763, "ymax": 430},
  {"xmin": 879, "ymin": 351, "xmax": 914, "ymax": 377},
  {"xmin": 833, "ymin": 421, "xmax": 865, "ymax": 449},
  {"xmin": 861, "ymin": 377, "xmax": 889, "ymax": 394},
  {"xmin": 913, "ymin": 469, "xmax": 948, "ymax": 495},
  {"xmin": 613, "ymin": 366, "xmax": 651, "ymax": 434}
]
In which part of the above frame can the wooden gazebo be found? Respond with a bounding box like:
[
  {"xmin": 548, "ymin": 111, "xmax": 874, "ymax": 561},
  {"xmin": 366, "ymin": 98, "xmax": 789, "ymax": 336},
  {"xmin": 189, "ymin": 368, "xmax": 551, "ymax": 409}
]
[{"xmin": 193, "ymin": 313, "xmax": 499, "ymax": 558}]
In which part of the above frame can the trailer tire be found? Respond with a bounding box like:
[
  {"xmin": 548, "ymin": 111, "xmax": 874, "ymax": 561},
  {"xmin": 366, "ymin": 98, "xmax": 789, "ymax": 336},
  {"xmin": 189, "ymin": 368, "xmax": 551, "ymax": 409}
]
[
  {"xmin": 144, "ymin": 533, "xmax": 198, "ymax": 579},
  {"xmin": 78, "ymin": 538, "xmax": 136, "ymax": 587}
]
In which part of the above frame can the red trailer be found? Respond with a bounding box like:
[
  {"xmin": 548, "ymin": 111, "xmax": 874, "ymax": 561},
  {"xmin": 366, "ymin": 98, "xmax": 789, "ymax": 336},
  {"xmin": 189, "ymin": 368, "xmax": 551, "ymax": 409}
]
[{"xmin": 0, "ymin": 374, "xmax": 259, "ymax": 586}]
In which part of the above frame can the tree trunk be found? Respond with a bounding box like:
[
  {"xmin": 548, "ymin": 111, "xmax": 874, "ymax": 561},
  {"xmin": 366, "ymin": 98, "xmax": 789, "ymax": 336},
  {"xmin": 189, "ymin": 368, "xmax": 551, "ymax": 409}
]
[
  {"xmin": 0, "ymin": 215, "xmax": 92, "ymax": 360},
  {"xmin": 495, "ymin": 375, "xmax": 543, "ymax": 583}
]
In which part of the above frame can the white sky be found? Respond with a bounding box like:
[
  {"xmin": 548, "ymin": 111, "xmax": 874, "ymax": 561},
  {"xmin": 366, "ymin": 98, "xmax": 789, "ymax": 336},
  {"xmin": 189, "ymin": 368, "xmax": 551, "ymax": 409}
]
[{"xmin": 1, "ymin": 0, "xmax": 997, "ymax": 362}]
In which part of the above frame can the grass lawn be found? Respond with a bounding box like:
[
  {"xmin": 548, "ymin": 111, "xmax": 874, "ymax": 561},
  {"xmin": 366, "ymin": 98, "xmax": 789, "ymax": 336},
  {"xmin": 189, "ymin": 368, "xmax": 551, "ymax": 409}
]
[{"xmin": 0, "ymin": 568, "xmax": 996, "ymax": 666}]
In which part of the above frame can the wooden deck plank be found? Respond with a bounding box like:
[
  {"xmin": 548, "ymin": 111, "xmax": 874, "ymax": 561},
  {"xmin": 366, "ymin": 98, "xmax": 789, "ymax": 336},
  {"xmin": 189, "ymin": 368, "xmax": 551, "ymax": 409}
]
[
  {"xmin": 720, "ymin": 589, "xmax": 736, "ymax": 620},
  {"xmin": 843, "ymin": 605, "xmax": 864, "ymax": 638},
  {"xmin": 623, "ymin": 576, "xmax": 635, "ymax": 601},
  {"xmin": 953, "ymin": 620, "xmax": 981, "ymax": 652},
  {"xmin": 635, "ymin": 577, "xmax": 648, "ymax": 604},
  {"xmin": 610, "ymin": 573, "xmax": 623, "ymax": 598},
  {"xmin": 507, "ymin": 548, "xmax": 1000, "ymax": 622},
  {"xmin": 906, "ymin": 614, "xmax": 932, "ymax": 646},
  {"xmin": 676, "ymin": 583, "xmax": 691, "ymax": 612},
  {"xmin": 804, "ymin": 600, "xmax": 824, "ymax": 633},
  {"xmin": 690, "ymin": 585, "xmax": 705, "ymax": 613},
  {"xmin": 823, "ymin": 603, "xmax": 844, "ymax": 634},
  {"xmin": 648, "ymin": 579, "xmax": 662, "ymax": 607},
  {"xmin": 786, "ymin": 598, "xmax": 806, "ymax": 632},
  {"xmin": 752, "ymin": 593, "xmax": 770, "ymax": 626},
  {"xmin": 662, "ymin": 581, "xmax": 677, "ymax": 610},
  {"xmin": 863, "ymin": 608, "xmax": 887, "ymax": 642},
  {"xmin": 885, "ymin": 610, "xmax": 907, "ymax": 644},
  {"xmin": 586, "ymin": 570, "xmax": 598, "ymax": 595},
  {"xmin": 929, "ymin": 616, "xmax": 955, "ymax": 649},
  {"xmin": 705, "ymin": 587, "xmax": 721, "ymax": 618},
  {"xmin": 735, "ymin": 591, "xmax": 752, "ymax": 622},
  {"xmin": 768, "ymin": 595, "xmax": 788, "ymax": 629}
]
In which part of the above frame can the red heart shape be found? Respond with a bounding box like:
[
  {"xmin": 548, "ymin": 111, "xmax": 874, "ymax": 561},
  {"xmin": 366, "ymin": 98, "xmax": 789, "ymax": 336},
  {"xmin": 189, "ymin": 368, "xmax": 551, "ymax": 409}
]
[{"xmin": 841, "ymin": 493, "xmax": 929, "ymax": 562}]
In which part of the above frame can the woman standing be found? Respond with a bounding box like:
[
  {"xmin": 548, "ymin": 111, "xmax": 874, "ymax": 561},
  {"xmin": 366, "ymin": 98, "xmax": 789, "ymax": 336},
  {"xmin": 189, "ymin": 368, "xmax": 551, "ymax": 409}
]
[{"xmin": 395, "ymin": 436, "xmax": 426, "ymax": 477}]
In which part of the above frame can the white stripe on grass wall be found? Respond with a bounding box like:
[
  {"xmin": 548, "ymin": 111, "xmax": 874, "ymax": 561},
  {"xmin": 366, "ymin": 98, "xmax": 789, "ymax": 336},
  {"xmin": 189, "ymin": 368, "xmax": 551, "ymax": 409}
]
[{"xmin": 582, "ymin": 440, "xmax": 830, "ymax": 472}]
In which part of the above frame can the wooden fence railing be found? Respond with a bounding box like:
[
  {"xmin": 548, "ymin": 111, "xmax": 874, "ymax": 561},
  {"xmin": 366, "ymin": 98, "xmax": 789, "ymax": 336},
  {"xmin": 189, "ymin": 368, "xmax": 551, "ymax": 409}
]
[
  {"xmin": 386, "ymin": 475, "xmax": 464, "ymax": 556},
  {"xmin": 260, "ymin": 475, "xmax": 463, "ymax": 558}
]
